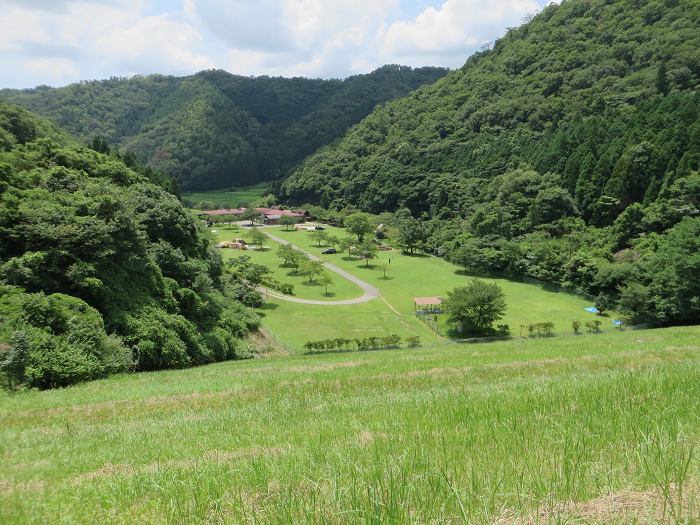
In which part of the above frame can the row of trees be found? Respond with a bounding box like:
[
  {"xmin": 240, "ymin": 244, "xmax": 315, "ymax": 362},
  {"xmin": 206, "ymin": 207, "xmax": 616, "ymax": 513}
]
[{"xmin": 303, "ymin": 334, "xmax": 420, "ymax": 354}]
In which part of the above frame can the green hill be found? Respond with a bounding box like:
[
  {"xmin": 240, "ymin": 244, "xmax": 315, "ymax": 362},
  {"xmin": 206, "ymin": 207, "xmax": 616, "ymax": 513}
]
[
  {"xmin": 0, "ymin": 66, "xmax": 448, "ymax": 191},
  {"xmin": 0, "ymin": 102, "xmax": 259, "ymax": 389},
  {"xmin": 282, "ymin": 0, "xmax": 700, "ymax": 326}
]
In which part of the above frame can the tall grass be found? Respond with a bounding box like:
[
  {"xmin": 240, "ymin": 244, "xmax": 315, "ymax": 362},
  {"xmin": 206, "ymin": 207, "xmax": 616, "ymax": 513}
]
[{"xmin": 1, "ymin": 327, "xmax": 699, "ymax": 523}]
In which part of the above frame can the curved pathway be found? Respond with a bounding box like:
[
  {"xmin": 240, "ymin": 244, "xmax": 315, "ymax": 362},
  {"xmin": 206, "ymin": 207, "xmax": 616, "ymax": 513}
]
[{"xmin": 259, "ymin": 230, "xmax": 379, "ymax": 306}]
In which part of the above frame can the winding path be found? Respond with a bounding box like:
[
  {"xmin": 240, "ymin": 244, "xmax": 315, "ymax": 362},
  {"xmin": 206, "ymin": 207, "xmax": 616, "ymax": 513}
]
[{"xmin": 259, "ymin": 230, "xmax": 379, "ymax": 306}]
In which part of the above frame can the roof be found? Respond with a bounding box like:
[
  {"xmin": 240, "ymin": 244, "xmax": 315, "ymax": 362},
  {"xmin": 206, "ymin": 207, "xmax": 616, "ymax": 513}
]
[{"xmin": 413, "ymin": 297, "xmax": 442, "ymax": 306}]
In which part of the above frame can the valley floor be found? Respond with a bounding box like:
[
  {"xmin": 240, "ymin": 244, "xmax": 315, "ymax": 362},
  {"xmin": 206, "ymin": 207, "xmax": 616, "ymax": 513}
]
[{"xmin": 1, "ymin": 326, "xmax": 699, "ymax": 524}]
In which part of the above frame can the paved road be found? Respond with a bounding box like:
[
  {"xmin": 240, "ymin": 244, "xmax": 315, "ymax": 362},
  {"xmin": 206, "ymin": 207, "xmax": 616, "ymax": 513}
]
[{"xmin": 260, "ymin": 230, "xmax": 379, "ymax": 306}]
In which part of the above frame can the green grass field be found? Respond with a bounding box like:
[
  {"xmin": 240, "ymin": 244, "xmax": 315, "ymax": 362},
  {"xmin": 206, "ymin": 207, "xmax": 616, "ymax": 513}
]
[
  {"xmin": 213, "ymin": 226, "xmax": 365, "ymax": 301},
  {"xmin": 231, "ymin": 225, "xmax": 604, "ymax": 349},
  {"xmin": 2, "ymin": 326, "xmax": 698, "ymax": 524},
  {"xmin": 183, "ymin": 183, "xmax": 271, "ymax": 208}
]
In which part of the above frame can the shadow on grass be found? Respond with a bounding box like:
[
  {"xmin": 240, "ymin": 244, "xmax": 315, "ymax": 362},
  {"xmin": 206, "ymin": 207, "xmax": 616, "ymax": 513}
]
[
  {"xmin": 321, "ymin": 291, "xmax": 337, "ymax": 298},
  {"xmin": 356, "ymin": 263, "xmax": 378, "ymax": 270},
  {"xmin": 401, "ymin": 252, "xmax": 430, "ymax": 258}
]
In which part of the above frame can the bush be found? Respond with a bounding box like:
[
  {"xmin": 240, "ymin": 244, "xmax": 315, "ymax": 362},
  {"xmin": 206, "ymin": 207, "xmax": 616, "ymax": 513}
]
[
  {"xmin": 406, "ymin": 335, "xmax": 421, "ymax": 348},
  {"xmin": 0, "ymin": 291, "xmax": 133, "ymax": 389},
  {"xmin": 572, "ymin": 320, "xmax": 581, "ymax": 333},
  {"xmin": 303, "ymin": 335, "xmax": 403, "ymax": 354},
  {"xmin": 585, "ymin": 320, "xmax": 603, "ymax": 333}
]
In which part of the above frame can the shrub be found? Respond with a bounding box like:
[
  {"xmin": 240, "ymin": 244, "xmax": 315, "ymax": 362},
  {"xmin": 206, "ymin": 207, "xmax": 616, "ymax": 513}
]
[
  {"xmin": 572, "ymin": 320, "xmax": 581, "ymax": 333},
  {"xmin": 406, "ymin": 335, "xmax": 421, "ymax": 348}
]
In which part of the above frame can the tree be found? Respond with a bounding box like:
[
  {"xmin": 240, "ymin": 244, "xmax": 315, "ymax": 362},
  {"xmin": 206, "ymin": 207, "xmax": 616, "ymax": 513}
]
[
  {"xmin": 247, "ymin": 227, "xmax": 266, "ymax": 249},
  {"xmin": 357, "ymin": 240, "xmax": 378, "ymax": 267},
  {"xmin": 317, "ymin": 271, "xmax": 334, "ymax": 295},
  {"xmin": 276, "ymin": 243, "xmax": 302, "ymax": 268},
  {"xmin": 279, "ymin": 215, "xmax": 297, "ymax": 231},
  {"xmin": 310, "ymin": 229, "xmax": 329, "ymax": 247},
  {"xmin": 378, "ymin": 263, "xmax": 390, "ymax": 279},
  {"xmin": 444, "ymin": 279, "xmax": 507, "ymax": 335},
  {"xmin": 326, "ymin": 234, "xmax": 340, "ymax": 248},
  {"xmin": 241, "ymin": 207, "xmax": 262, "ymax": 226},
  {"xmin": 338, "ymin": 237, "xmax": 355, "ymax": 258},
  {"xmin": 300, "ymin": 259, "xmax": 325, "ymax": 283},
  {"xmin": 594, "ymin": 292, "xmax": 615, "ymax": 315},
  {"xmin": 451, "ymin": 239, "xmax": 489, "ymax": 274},
  {"xmin": 656, "ymin": 62, "xmax": 668, "ymax": 95},
  {"xmin": 344, "ymin": 212, "xmax": 373, "ymax": 241},
  {"xmin": 395, "ymin": 212, "xmax": 428, "ymax": 253}
]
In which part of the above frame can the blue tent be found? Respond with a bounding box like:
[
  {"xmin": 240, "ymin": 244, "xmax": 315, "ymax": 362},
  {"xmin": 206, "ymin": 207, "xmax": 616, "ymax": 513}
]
[{"xmin": 585, "ymin": 307, "xmax": 600, "ymax": 314}]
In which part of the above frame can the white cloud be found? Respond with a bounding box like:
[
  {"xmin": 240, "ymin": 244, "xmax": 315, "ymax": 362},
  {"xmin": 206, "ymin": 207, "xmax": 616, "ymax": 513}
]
[
  {"xmin": 380, "ymin": 0, "xmax": 541, "ymax": 65},
  {"xmin": 0, "ymin": 0, "xmax": 555, "ymax": 88}
]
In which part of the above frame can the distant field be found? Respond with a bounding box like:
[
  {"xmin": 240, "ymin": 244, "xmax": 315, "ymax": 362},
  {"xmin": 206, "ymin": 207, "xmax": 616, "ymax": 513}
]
[
  {"xmin": 183, "ymin": 183, "xmax": 271, "ymax": 208},
  {"xmin": 2, "ymin": 326, "xmax": 698, "ymax": 524},
  {"xmin": 229, "ymin": 225, "xmax": 603, "ymax": 349}
]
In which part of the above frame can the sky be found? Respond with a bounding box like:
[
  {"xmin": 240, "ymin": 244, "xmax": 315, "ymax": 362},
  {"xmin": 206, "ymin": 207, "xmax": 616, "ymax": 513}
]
[{"xmin": 0, "ymin": 0, "xmax": 556, "ymax": 89}]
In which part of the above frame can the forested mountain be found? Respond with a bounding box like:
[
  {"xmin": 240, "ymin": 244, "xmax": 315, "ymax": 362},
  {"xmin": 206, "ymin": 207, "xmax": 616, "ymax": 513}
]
[
  {"xmin": 0, "ymin": 102, "xmax": 260, "ymax": 389},
  {"xmin": 282, "ymin": 0, "xmax": 700, "ymax": 326},
  {"xmin": 0, "ymin": 65, "xmax": 447, "ymax": 191}
]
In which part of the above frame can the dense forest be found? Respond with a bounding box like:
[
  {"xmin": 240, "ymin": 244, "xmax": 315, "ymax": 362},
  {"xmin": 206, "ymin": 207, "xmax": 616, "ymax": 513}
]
[
  {"xmin": 0, "ymin": 102, "xmax": 261, "ymax": 389},
  {"xmin": 1, "ymin": 66, "xmax": 447, "ymax": 191},
  {"xmin": 282, "ymin": 0, "xmax": 700, "ymax": 327}
]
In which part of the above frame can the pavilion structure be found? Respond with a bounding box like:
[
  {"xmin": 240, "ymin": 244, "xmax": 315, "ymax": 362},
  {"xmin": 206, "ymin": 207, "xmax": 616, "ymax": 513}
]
[{"xmin": 413, "ymin": 297, "xmax": 443, "ymax": 314}]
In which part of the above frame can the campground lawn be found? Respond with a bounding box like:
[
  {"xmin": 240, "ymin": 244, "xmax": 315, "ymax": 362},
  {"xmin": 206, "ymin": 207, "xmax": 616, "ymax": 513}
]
[
  {"xmin": 2, "ymin": 326, "xmax": 698, "ymax": 524},
  {"xmin": 228, "ymin": 225, "xmax": 603, "ymax": 350}
]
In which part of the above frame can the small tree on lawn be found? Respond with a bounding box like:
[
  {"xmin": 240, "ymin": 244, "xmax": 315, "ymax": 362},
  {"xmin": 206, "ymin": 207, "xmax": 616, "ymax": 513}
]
[
  {"xmin": 339, "ymin": 237, "xmax": 355, "ymax": 258},
  {"xmin": 277, "ymin": 243, "xmax": 300, "ymax": 267},
  {"xmin": 318, "ymin": 271, "xmax": 334, "ymax": 295},
  {"xmin": 310, "ymin": 229, "xmax": 329, "ymax": 247},
  {"xmin": 279, "ymin": 215, "xmax": 297, "ymax": 231},
  {"xmin": 594, "ymin": 293, "xmax": 615, "ymax": 316},
  {"xmin": 301, "ymin": 259, "xmax": 325, "ymax": 283},
  {"xmin": 378, "ymin": 263, "xmax": 390, "ymax": 279},
  {"xmin": 444, "ymin": 279, "xmax": 507, "ymax": 336},
  {"xmin": 240, "ymin": 262, "xmax": 271, "ymax": 287},
  {"xmin": 248, "ymin": 227, "xmax": 266, "ymax": 249},
  {"xmin": 345, "ymin": 212, "xmax": 373, "ymax": 241},
  {"xmin": 242, "ymin": 207, "xmax": 262, "ymax": 226},
  {"xmin": 326, "ymin": 234, "xmax": 339, "ymax": 248},
  {"xmin": 358, "ymin": 240, "xmax": 378, "ymax": 267}
]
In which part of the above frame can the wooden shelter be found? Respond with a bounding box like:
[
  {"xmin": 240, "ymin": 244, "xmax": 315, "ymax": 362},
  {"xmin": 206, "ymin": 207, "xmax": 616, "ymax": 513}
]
[{"xmin": 413, "ymin": 297, "xmax": 442, "ymax": 313}]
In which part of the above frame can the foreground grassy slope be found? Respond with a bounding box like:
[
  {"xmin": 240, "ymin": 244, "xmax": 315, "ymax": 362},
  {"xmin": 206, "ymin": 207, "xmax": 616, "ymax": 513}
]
[{"xmin": 1, "ymin": 327, "xmax": 699, "ymax": 523}]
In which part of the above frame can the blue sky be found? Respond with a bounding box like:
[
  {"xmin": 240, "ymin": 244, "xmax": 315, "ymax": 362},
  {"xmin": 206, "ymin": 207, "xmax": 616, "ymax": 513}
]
[{"xmin": 0, "ymin": 0, "xmax": 555, "ymax": 89}]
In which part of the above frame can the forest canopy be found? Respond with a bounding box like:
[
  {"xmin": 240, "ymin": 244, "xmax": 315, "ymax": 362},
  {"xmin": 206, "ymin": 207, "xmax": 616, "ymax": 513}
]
[
  {"xmin": 0, "ymin": 102, "xmax": 259, "ymax": 389},
  {"xmin": 1, "ymin": 65, "xmax": 448, "ymax": 191}
]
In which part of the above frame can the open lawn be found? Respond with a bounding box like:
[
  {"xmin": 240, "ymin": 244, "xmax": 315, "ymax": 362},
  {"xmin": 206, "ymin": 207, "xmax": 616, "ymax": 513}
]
[
  {"xmin": 183, "ymin": 183, "xmax": 271, "ymax": 209},
  {"xmin": 213, "ymin": 227, "xmax": 366, "ymax": 302},
  {"xmin": 2, "ymin": 326, "xmax": 698, "ymax": 524},
  {"xmin": 247, "ymin": 225, "xmax": 602, "ymax": 350}
]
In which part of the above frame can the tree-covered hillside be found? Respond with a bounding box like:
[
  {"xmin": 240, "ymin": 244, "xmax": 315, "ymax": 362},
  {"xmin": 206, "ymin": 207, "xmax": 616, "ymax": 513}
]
[
  {"xmin": 1, "ymin": 65, "xmax": 447, "ymax": 191},
  {"xmin": 282, "ymin": 0, "xmax": 700, "ymax": 326},
  {"xmin": 0, "ymin": 102, "xmax": 259, "ymax": 389}
]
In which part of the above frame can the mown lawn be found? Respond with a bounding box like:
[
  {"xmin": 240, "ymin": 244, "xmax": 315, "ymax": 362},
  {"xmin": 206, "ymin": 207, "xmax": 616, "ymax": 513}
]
[
  {"xmin": 258, "ymin": 225, "xmax": 601, "ymax": 349},
  {"xmin": 183, "ymin": 183, "xmax": 271, "ymax": 208},
  {"xmin": 214, "ymin": 226, "xmax": 365, "ymax": 302},
  {"xmin": 2, "ymin": 326, "xmax": 698, "ymax": 524}
]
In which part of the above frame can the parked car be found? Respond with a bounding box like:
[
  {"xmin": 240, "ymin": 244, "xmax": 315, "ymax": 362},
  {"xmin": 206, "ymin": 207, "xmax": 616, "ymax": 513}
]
[
  {"xmin": 321, "ymin": 248, "xmax": 337, "ymax": 254},
  {"xmin": 314, "ymin": 225, "xmax": 326, "ymax": 230}
]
